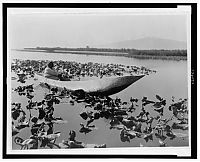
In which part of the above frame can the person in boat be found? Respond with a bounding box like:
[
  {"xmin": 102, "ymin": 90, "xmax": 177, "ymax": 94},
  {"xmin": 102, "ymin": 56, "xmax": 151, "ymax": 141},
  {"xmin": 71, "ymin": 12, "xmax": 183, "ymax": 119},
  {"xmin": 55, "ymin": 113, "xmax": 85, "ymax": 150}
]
[{"xmin": 44, "ymin": 61, "xmax": 70, "ymax": 81}]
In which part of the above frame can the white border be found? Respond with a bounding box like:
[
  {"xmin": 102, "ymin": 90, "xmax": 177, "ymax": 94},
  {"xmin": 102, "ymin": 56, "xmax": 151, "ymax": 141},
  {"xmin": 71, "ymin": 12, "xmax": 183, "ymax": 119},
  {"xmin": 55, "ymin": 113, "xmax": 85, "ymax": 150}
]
[
  {"xmin": 8, "ymin": 6, "xmax": 191, "ymax": 15},
  {"xmin": 5, "ymin": 6, "xmax": 192, "ymax": 157}
]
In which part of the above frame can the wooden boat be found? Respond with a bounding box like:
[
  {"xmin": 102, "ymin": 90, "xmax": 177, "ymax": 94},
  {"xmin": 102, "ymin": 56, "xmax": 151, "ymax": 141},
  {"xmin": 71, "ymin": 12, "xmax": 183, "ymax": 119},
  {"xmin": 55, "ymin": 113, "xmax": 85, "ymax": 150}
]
[{"xmin": 35, "ymin": 73, "xmax": 145, "ymax": 96}]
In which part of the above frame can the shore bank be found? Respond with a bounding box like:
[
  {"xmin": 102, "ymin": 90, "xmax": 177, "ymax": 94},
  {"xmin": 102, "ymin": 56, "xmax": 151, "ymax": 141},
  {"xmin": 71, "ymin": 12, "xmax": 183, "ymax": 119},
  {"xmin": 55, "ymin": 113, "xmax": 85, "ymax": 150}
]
[{"xmin": 15, "ymin": 48, "xmax": 187, "ymax": 61}]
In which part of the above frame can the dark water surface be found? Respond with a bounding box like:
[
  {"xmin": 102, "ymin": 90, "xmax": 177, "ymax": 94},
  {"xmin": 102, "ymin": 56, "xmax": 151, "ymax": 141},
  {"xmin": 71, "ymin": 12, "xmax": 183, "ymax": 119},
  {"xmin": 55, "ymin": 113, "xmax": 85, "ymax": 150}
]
[{"xmin": 11, "ymin": 51, "xmax": 188, "ymax": 149}]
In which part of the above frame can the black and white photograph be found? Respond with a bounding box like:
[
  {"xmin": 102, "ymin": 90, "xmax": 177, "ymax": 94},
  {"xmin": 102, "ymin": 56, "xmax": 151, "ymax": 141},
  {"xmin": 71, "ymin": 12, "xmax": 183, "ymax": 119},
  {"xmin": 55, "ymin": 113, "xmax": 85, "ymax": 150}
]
[{"xmin": 3, "ymin": 3, "xmax": 197, "ymax": 158}]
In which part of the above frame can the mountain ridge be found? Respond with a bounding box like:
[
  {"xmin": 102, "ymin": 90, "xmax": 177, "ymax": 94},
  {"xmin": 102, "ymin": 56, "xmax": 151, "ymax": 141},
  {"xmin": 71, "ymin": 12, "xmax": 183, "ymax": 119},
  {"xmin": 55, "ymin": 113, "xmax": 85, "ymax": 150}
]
[{"xmin": 97, "ymin": 37, "xmax": 187, "ymax": 50}]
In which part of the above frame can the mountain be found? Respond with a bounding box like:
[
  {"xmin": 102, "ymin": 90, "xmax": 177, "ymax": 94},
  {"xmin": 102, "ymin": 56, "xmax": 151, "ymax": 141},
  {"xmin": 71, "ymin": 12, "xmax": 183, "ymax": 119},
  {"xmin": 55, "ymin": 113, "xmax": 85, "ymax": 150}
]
[{"xmin": 98, "ymin": 37, "xmax": 187, "ymax": 50}]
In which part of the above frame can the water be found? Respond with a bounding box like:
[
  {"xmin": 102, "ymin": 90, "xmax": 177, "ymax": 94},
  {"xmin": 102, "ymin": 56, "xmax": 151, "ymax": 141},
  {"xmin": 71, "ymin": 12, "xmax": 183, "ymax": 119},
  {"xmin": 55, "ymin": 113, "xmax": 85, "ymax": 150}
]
[{"xmin": 11, "ymin": 51, "xmax": 188, "ymax": 149}]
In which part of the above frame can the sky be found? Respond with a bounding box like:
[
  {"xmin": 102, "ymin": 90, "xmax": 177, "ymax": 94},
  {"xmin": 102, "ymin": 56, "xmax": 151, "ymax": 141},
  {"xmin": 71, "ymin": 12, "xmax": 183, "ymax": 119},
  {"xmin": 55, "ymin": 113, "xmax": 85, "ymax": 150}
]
[{"xmin": 8, "ymin": 8, "xmax": 188, "ymax": 48}]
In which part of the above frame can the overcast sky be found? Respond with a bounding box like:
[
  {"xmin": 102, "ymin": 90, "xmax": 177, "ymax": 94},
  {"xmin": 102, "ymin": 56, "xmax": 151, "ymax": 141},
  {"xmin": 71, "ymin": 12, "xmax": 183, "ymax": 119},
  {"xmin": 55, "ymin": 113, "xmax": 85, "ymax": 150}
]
[{"xmin": 8, "ymin": 9, "xmax": 188, "ymax": 48}]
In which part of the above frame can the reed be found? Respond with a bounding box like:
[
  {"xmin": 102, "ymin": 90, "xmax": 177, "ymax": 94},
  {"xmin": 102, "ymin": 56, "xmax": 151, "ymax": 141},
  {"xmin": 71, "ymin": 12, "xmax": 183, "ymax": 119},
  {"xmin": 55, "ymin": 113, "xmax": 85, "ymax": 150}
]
[{"xmin": 19, "ymin": 47, "xmax": 187, "ymax": 61}]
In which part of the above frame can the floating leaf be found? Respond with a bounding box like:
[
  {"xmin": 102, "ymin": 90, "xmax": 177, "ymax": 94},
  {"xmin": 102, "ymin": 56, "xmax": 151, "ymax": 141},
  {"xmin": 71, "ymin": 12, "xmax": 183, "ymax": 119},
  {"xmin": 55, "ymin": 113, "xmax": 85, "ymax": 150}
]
[
  {"xmin": 69, "ymin": 130, "xmax": 76, "ymax": 141},
  {"xmin": 120, "ymin": 129, "xmax": 130, "ymax": 142},
  {"xmin": 79, "ymin": 124, "xmax": 92, "ymax": 134},
  {"xmin": 94, "ymin": 112, "xmax": 100, "ymax": 120},
  {"xmin": 121, "ymin": 119, "xmax": 135, "ymax": 129},
  {"xmin": 166, "ymin": 132, "xmax": 176, "ymax": 140},
  {"xmin": 143, "ymin": 133, "xmax": 153, "ymax": 142},
  {"xmin": 154, "ymin": 107, "xmax": 164, "ymax": 115},
  {"xmin": 153, "ymin": 102, "xmax": 163, "ymax": 109},
  {"xmin": 12, "ymin": 110, "xmax": 20, "ymax": 120},
  {"xmin": 109, "ymin": 125, "xmax": 124, "ymax": 130},
  {"xmin": 40, "ymin": 138, "xmax": 49, "ymax": 148},
  {"xmin": 21, "ymin": 138, "xmax": 36, "ymax": 146},
  {"xmin": 12, "ymin": 127, "xmax": 20, "ymax": 136},
  {"xmin": 172, "ymin": 123, "xmax": 188, "ymax": 130},
  {"xmin": 110, "ymin": 118, "xmax": 120, "ymax": 127},
  {"xmin": 38, "ymin": 108, "xmax": 46, "ymax": 120},
  {"xmin": 59, "ymin": 141, "xmax": 70, "ymax": 149},
  {"xmin": 80, "ymin": 112, "xmax": 88, "ymax": 120},
  {"xmin": 156, "ymin": 95, "xmax": 163, "ymax": 101},
  {"xmin": 155, "ymin": 133, "xmax": 167, "ymax": 141},
  {"xmin": 158, "ymin": 139, "xmax": 166, "ymax": 147},
  {"xmin": 26, "ymin": 94, "xmax": 34, "ymax": 99},
  {"xmin": 67, "ymin": 141, "xmax": 85, "ymax": 148},
  {"xmin": 126, "ymin": 130, "xmax": 137, "ymax": 139},
  {"xmin": 15, "ymin": 121, "xmax": 29, "ymax": 130},
  {"xmin": 143, "ymin": 100, "xmax": 155, "ymax": 106},
  {"xmin": 14, "ymin": 136, "xmax": 24, "ymax": 145},
  {"xmin": 114, "ymin": 110, "xmax": 128, "ymax": 116},
  {"xmin": 142, "ymin": 97, "xmax": 147, "ymax": 102},
  {"xmin": 86, "ymin": 118, "xmax": 94, "ymax": 127}
]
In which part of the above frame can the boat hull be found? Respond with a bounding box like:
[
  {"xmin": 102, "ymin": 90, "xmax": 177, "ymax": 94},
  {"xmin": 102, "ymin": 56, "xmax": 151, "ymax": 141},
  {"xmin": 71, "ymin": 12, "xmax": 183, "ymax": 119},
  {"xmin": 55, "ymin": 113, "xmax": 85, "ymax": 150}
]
[{"xmin": 35, "ymin": 73, "xmax": 145, "ymax": 96}]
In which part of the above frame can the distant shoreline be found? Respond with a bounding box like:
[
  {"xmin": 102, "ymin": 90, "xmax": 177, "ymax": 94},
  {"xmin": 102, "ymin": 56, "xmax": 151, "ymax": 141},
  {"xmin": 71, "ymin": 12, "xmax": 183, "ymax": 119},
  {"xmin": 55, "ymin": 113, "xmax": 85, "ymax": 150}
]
[{"xmin": 15, "ymin": 47, "xmax": 187, "ymax": 61}]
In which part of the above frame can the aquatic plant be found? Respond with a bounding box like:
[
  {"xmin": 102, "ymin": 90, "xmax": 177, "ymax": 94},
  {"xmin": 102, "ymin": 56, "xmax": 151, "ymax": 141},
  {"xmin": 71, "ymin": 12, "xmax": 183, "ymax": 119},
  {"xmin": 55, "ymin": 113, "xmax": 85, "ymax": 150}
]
[{"xmin": 11, "ymin": 59, "xmax": 188, "ymax": 149}]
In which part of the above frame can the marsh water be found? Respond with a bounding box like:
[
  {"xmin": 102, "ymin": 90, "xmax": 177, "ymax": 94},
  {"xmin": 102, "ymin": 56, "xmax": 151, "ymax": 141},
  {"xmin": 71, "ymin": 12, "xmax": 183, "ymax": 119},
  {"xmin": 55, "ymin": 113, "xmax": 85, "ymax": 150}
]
[{"xmin": 11, "ymin": 51, "xmax": 188, "ymax": 149}]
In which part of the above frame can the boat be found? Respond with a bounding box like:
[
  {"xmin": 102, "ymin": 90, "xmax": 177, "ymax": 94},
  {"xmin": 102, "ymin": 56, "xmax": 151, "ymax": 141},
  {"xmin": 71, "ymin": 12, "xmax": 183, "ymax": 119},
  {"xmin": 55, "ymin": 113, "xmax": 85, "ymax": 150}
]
[{"xmin": 35, "ymin": 73, "xmax": 145, "ymax": 96}]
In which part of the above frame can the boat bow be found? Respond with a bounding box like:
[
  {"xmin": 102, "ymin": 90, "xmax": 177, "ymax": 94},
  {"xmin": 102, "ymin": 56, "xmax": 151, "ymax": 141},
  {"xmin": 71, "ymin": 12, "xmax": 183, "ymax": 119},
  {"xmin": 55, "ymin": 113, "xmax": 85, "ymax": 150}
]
[{"xmin": 35, "ymin": 73, "xmax": 145, "ymax": 96}]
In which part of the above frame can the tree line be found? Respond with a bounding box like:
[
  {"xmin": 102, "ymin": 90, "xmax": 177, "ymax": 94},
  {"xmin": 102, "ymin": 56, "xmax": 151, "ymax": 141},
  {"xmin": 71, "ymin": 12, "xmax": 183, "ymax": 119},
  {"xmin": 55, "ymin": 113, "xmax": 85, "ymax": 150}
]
[{"xmin": 24, "ymin": 47, "xmax": 187, "ymax": 58}]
